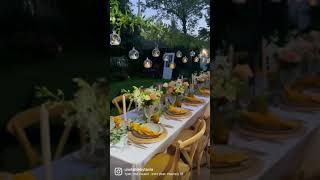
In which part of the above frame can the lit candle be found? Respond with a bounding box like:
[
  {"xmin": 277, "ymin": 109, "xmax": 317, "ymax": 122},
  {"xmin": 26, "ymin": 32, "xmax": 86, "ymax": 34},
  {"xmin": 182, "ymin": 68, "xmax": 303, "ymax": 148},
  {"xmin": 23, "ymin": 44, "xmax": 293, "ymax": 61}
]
[
  {"xmin": 122, "ymin": 95, "xmax": 127, "ymax": 122},
  {"xmin": 40, "ymin": 105, "xmax": 53, "ymax": 180}
]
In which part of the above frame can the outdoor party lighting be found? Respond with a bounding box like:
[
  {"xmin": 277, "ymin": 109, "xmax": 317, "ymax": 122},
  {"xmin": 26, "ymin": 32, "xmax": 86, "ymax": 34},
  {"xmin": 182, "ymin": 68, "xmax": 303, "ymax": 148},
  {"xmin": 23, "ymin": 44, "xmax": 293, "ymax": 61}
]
[
  {"xmin": 182, "ymin": 56, "xmax": 188, "ymax": 63},
  {"xmin": 190, "ymin": 50, "xmax": 196, "ymax": 57},
  {"xmin": 129, "ymin": 47, "xmax": 139, "ymax": 60},
  {"xmin": 207, "ymin": 58, "xmax": 210, "ymax": 64},
  {"xmin": 194, "ymin": 56, "xmax": 199, "ymax": 62},
  {"xmin": 176, "ymin": 50, "xmax": 182, "ymax": 58},
  {"xmin": 163, "ymin": 53, "xmax": 169, "ymax": 62},
  {"xmin": 169, "ymin": 62, "xmax": 176, "ymax": 69},
  {"xmin": 200, "ymin": 49, "xmax": 209, "ymax": 58},
  {"xmin": 110, "ymin": 31, "xmax": 121, "ymax": 45},
  {"xmin": 143, "ymin": 57, "xmax": 152, "ymax": 68},
  {"xmin": 200, "ymin": 57, "xmax": 207, "ymax": 64},
  {"xmin": 152, "ymin": 46, "xmax": 161, "ymax": 57}
]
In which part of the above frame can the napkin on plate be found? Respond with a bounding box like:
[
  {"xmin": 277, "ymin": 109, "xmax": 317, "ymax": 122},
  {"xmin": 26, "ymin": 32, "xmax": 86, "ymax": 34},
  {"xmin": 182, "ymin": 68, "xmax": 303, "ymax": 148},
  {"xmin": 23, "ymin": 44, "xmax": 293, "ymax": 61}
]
[
  {"xmin": 185, "ymin": 96, "xmax": 203, "ymax": 103},
  {"xmin": 212, "ymin": 152, "xmax": 249, "ymax": 167},
  {"xmin": 167, "ymin": 105, "xmax": 188, "ymax": 115},
  {"xmin": 130, "ymin": 123, "xmax": 160, "ymax": 137},
  {"xmin": 240, "ymin": 111, "xmax": 299, "ymax": 130}
]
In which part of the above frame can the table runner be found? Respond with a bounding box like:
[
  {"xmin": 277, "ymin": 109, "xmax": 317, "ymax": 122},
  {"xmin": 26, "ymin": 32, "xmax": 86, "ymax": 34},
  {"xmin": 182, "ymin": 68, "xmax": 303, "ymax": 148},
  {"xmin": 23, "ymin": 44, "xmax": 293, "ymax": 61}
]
[{"xmin": 110, "ymin": 96, "xmax": 210, "ymax": 180}]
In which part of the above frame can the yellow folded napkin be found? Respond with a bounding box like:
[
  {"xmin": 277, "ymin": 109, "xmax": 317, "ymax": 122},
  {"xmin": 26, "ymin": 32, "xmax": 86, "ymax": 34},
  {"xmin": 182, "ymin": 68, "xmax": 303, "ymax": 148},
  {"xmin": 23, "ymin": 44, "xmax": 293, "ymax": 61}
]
[
  {"xmin": 284, "ymin": 87, "xmax": 319, "ymax": 105},
  {"xmin": 167, "ymin": 105, "xmax": 188, "ymax": 115},
  {"xmin": 240, "ymin": 111, "xmax": 298, "ymax": 130},
  {"xmin": 199, "ymin": 88, "xmax": 210, "ymax": 95},
  {"xmin": 298, "ymin": 76, "xmax": 320, "ymax": 87},
  {"xmin": 13, "ymin": 171, "xmax": 35, "ymax": 180},
  {"xmin": 130, "ymin": 123, "xmax": 160, "ymax": 137},
  {"xmin": 185, "ymin": 96, "xmax": 203, "ymax": 103},
  {"xmin": 212, "ymin": 152, "xmax": 249, "ymax": 166}
]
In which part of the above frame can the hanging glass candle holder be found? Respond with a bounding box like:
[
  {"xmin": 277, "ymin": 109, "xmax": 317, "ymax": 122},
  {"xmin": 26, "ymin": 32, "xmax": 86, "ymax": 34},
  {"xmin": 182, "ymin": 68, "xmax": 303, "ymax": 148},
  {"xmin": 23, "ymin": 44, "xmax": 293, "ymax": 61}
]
[
  {"xmin": 143, "ymin": 57, "xmax": 152, "ymax": 68},
  {"xmin": 169, "ymin": 62, "xmax": 176, "ymax": 69},
  {"xmin": 207, "ymin": 58, "xmax": 210, "ymax": 64},
  {"xmin": 182, "ymin": 56, "xmax": 188, "ymax": 63},
  {"xmin": 194, "ymin": 56, "xmax": 199, "ymax": 62},
  {"xmin": 129, "ymin": 47, "xmax": 139, "ymax": 60},
  {"xmin": 143, "ymin": 58, "xmax": 152, "ymax": 69},
  {"xmin": 200, "ymin": 57, "xmax": 207, "ymax": 64},
  {"xmin": 152, "ymin": 46, "xmax": 160, "ymax": 57},
  {"xmin": 190, "ymin": 50, "xmax": 196, "ymax": 57},
  {"xmin": 110, "ymin": 31, "xmax": 121, "ymax": 46},
  {"xmin": 163, "ymin": 53, "xmax": 169, "ymax": 62},
  {"xmin": 176, "ymin": 51, "xmax": 182, "ymax": 58}
]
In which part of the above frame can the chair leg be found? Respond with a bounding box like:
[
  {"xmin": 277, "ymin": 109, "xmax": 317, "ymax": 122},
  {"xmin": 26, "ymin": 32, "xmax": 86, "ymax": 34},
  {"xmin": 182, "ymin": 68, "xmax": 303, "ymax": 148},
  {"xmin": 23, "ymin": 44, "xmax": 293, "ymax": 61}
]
[
  {"xmin": 196, "ymin": 151, "xmax": 204, "ymax": 176},
  {"xmin": 206, "ymin": 147, "xmax": 210, "ymax": 168}
]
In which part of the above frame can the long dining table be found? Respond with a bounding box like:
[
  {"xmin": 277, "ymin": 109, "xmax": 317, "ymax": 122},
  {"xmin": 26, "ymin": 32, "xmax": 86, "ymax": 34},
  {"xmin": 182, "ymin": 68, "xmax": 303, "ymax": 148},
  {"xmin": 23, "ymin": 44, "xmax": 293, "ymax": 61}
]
[
  {"xmin": 110, "ymin": 95, "xmax": 210, "ymax": 180},
  {"xmin": 215, "ymin": 106, "xmax": 320, "ymax": 180}
]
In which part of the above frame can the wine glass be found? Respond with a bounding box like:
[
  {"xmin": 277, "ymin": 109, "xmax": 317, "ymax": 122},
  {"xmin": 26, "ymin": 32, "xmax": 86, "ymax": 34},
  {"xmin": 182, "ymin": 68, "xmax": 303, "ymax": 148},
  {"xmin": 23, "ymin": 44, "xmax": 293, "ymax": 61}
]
[
  {"xmin": 144, "ymin": 105, "xmax": 155, "ymax": 123},
  {"xmin": 167, "ymin": 95, "xmax": 176, "ymax": 106}
]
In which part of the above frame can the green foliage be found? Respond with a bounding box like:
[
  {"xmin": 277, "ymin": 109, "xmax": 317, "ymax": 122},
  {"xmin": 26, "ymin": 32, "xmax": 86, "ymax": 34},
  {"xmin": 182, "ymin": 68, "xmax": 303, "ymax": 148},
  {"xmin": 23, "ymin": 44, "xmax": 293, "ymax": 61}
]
[
  {"xmin": 110, "ymin": 126, "xmax": 127, "ymax": 144},
  {"xmin": 145, "ymin": 0, "xmax": 207, "ymax": 34},
  {"xmin": 110, "ymin": 0, "xmax": 209, "ymax": 49}
]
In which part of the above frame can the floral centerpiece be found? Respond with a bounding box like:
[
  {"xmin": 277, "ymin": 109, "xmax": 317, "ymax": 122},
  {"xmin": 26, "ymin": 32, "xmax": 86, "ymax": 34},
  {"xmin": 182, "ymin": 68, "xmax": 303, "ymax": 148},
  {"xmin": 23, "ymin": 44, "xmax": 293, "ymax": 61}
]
[
  {"xmin": 211, "ymin": 65, "xmax": 245, "ymax": 144},
  {"xmin": 122, "ymin": 86, "xmax": 162, "ymax": 123},
  {"xmin": 36, "ymin": 78, "xmax": 108, "ymax": 153},
  {"xmin": 163, "ymin": 79, "xmax": 189, "ymax": 107}
]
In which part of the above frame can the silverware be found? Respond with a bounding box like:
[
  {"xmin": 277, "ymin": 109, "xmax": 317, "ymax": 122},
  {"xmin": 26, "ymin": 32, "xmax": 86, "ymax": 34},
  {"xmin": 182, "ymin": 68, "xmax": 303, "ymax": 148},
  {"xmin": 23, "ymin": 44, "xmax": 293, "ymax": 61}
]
[
  {"xmin": 183, "ymin": 107, "xmax": 194, "ymax": 111},
  {"xmin": 160, "ymin": 123, "xmax": 174, "ymax": 128},
  {"xmin": 127, "ymin": 140, "xmax": 148, "ymax": 149}
]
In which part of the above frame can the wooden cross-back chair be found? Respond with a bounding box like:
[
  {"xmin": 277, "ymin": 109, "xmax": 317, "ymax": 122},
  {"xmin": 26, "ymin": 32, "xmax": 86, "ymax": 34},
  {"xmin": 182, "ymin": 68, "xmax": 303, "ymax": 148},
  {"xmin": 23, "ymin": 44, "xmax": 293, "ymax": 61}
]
[
  {"xmin": 112, "ymin": 94, "xmax": 134, "ymax": 115},
  {"xmin": 142, "ymin": 119, "xmax": 206, "ymax": 180},
  {"xmin": 170, "ymin": 106, "xmax": 211, "ymax": 176},
  {"xmin": 6, "ymin": 104, "xmax": 73, "ymax": 168}
]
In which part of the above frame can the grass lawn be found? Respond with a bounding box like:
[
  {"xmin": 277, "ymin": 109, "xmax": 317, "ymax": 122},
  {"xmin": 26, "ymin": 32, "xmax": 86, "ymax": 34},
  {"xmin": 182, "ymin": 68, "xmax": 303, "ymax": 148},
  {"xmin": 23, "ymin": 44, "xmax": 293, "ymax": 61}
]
[{"xmin": 109, "ymin": 76, "xmax": 167, "ymax": 116}]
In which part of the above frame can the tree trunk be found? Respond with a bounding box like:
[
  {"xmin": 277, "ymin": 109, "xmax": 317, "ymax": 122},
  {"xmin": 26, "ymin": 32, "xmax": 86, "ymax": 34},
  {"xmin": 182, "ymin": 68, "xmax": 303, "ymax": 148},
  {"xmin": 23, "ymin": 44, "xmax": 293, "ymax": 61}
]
[{"xmin": 182, "ymin": 19, "xmax": 187, "ymax": 34}]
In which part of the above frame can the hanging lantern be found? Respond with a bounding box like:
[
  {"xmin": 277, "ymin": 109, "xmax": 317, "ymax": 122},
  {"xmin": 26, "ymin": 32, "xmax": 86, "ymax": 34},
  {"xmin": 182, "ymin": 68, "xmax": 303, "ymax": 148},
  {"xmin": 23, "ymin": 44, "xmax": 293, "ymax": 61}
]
[
  {"xmin": 110, "ymin": 31, "xmax": 121, "ymax": 45},
  {"xmin": 176, "ymin": 51, "xmax": 182, "ymax": 58},
  {"xmin": 200, "ymin": 57, "xmax": 207, "ymax": 64},
  {"xmin": 152, "ymin": 46, "xmax": 161, "ymax": 57},
  {"xmin": 163, "ymin": 53, "xmax": 169, "ymax": 62},
  {"xmin": 200, "ymin": 49, "xmax": 209, "ymax": 58},
  {"xmin": 129, "ymin": 47, "xmax": 139, "ymax": 60},
  {"xmin": 206, "ymin": 58, "xmax": 210, "ymax": 64},
  {"xmin": 169, "ymin": 62, "xmax": 176, "ymax": 69},
  {"xmin": 182, "ymin": 56, "xmax": 188, "ymax": 63},
  {"xmin": 190, "ymin": 50, "xmax": 196, "ymax": 57},
  {"xmin": 194, "ymin": 56, "xmax": 199, "ymax": 62},
  {"xmin": 143, "ymin": 57, "xmax": 152, "ymax": 68}
]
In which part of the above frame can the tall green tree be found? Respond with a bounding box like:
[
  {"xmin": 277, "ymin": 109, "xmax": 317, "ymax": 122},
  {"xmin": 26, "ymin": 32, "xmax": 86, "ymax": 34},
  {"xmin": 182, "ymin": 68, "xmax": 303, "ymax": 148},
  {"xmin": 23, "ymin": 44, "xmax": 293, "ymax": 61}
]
[{"xmin": 145, "ymin": 0, "xmax": 207, "ymax": 34}]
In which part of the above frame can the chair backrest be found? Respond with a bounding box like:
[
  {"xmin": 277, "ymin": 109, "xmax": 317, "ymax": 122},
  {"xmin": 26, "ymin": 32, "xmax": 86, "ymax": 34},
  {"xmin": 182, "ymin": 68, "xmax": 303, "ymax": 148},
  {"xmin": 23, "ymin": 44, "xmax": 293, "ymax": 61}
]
[
  {"xmin": 176, "ymin": 119, "xmax": 206, "ymax": 169},
  {"xmin": 6, "ymin": 104, "xmax": 72, "ymax": 167},
  {"xmin": 112, "ymin": 94, "xmax": 133, "ymax": 115}
]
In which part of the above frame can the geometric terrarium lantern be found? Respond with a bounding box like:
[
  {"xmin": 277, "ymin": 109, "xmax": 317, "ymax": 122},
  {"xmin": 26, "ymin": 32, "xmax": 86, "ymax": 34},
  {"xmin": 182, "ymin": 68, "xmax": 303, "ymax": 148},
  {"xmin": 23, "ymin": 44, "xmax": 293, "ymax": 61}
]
[
  {"xmin": 182, "ymin": 56, "xmax": 188, "ymax": 63},
  {"xmin": 152, "ymin": 46, "xmax": 161, "ymax": 57}
]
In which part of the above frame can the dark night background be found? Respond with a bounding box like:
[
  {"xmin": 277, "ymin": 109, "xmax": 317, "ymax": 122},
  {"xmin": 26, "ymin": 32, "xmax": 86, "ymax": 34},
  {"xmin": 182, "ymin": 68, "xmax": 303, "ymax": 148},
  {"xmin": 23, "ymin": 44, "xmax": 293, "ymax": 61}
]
[{"xmin": 0, "ymin": 0, "xmax": 108, "ymax": 171}]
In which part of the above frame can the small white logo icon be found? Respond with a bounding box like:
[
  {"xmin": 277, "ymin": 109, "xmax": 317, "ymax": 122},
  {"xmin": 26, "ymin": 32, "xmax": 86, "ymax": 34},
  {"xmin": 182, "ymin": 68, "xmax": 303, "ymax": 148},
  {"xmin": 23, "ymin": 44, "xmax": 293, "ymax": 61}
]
[{"xmin": 114, "ymin": 167, "xmax": 123, "ymax": 176}]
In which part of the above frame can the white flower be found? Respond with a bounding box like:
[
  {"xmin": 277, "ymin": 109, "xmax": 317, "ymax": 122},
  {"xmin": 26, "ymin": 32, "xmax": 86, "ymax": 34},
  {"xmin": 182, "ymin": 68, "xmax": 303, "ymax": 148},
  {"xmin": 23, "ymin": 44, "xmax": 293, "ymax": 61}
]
[{"xmin": 163, "ymin": 83, "xmax": 168, "ymax": 88}]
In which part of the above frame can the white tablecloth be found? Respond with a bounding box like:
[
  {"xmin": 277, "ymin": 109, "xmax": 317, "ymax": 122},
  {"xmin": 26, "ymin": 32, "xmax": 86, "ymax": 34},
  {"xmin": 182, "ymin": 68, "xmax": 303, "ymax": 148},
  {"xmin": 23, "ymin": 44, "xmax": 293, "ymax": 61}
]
[
  {"xmin": 228, "ymin": 107, "xmax": 320, "ymax": 180},
  {"xmin": 110, "ymin": 96, "xmax": 210, "ymax": 180}
]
